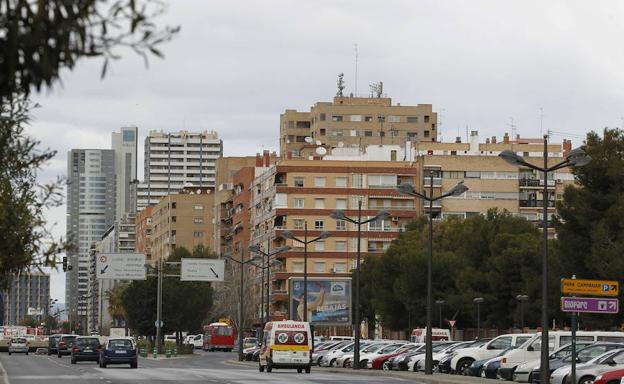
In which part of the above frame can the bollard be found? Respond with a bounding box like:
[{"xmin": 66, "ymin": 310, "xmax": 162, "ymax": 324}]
[
  {"xmin": 173, "ymin": 348, "xmax": 178, "ymax": 357},
  {"xmin": 166, "ymin": 349, "xmax": 171, "ymax": 358},
  {"xmin": 153, "ymin": 347, "xmax": 158, "ymax": 359}
]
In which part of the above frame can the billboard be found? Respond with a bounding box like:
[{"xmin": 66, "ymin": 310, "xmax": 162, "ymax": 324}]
[{"xmin": 288, "ymin": 277, "xmax": 352, "ymax": 325}]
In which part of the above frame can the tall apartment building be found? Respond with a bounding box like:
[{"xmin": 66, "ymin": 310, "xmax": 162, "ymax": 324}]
[
  {"xmin": 150, "ymin": 187, "xmax": 216, "ymax": 260},
  {"xmin": 280, "ymin": 96, "xmax": 437, "ymax": 158},
  {"xmin": 135, "ymin": 206, "xmax": 153, "ymax": 262},
  {"xmin": 3, "ymin": 272, "xmax": 50, "ymax": 325},
  {"xmin": 111, "ymin": 126, "xmax": 138, "ymax": 219},
  {"xmin": 137, "ymin": 130, "xmax": 223, "ymax": 209},
  {"xmin": 249, "ymin": 159, "xmax": 421, "ymax": 321},
  {"xmin": 66, "ymin": 149, "xmax": 116, "ymax": 323}
]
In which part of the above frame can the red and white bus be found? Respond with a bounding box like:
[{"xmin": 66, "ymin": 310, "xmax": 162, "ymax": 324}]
[{"xmin": 202, "ymin": 322, "xmax": 236, "ymax": 352}]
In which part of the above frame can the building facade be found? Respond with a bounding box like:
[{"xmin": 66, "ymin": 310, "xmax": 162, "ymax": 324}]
[
  {"xmin": 150, "ymin": 187, "xmax": 216, "ymax": 260},
  {"xmin": 66, "ymin": 149, "xmax": 116, "ymax": 324},
  {"xmin": 111, "ymin": 126, "xmax": 138, "ymax": 219},
  {"xmin": 3, "ymin": 272, "xmax": 50, "ymax": 326},
  {"xmin": 280, "ymin": 96, "xmax": 437, "ymax": 158},
  {"xmin": 137, "ymin": 130, "xmax": 223, "ymax": 209},
  {"xmin": 135, "ymin": 206, "xmax": 153, "ymax": 262}
]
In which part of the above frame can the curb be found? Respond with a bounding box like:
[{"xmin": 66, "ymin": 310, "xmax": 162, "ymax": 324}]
[
  {"xmin": 319, "ymin": 367, "xmax": 493, "ymax": 384},
  {"xmin": 225, "ymin": 359, "xmax": 256, "ymax": 367},
  {"xmin": 0, "ymin": 358, "xmax": 10, "ymax": 384}
]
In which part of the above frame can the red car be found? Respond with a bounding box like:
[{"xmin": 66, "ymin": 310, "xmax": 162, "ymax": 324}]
[
  {"xmin": 371, "ymin": 344, "xmax": 418, "ymax": 370},
  {"xmin": 594, "ymin": 368, "xmax": 624, "ymax": 384}
]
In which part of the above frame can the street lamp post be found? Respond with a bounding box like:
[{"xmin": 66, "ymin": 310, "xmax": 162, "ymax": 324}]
[
  {"xmin": 516, "ymin": 294, "xmax": 529, "ymax": 330},
  {"xmin": 397, "ymin": 174, "xmax": 469, "ymax": 375},
  {"xmin": 499, "ymin": 138, "xmax": 590, "ymax": 382},
  {"xmin": 281, "ymin": 225, "xmax": 331, "ymax": 322},
  {"xmin": 330, "ymin": 202, "xmax": 390, "ymax": 370},
  {"xmin": 225, "ymin": 252, "xmax": 258, "ymax": 361},
  {"xmin": 435, "ymin": 299, "xmax": 446, "ymax": 329},
  {"xmin": 248, "ymin": 245, "xmax": 292, "ymax": 327},
  {"xmin": 473, "ymin": 297, "xmax": 484, "ymax": 339}
]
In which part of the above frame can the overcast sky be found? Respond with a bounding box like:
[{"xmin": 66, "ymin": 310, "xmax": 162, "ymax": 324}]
[{"xmin": 27, "ymin": 0, "xmax": 624, "ymax": 301}]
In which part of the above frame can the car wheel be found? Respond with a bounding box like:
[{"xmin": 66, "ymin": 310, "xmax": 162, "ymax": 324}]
[
  {"xmin": 297, "ymin": 368, "xmax": 303, "ymax": 373},
  {"xmin": 71, "ymin": 358, "xmax": 76, "ymax": 364},
  {"xmin": 343, "ymin": 359, "xmax": 350, "ymax": 368},
  {"xmin": 305, "ymin": 366, "xmax": 311, "ymax": 374},
  {"xmin": 329, "ymin": 358, "xmax": 336, "ymax": 367},
  {"xmin": 58, "ymin": 353, "xmax": 62, "ymax": 358},
  {"xmin": 130, "ymin": 360, "xmax": 138, "ymax": 369},
  {"xmin": 457, "ymin": 358, "xmax": 474, "ymax": 376},
  {"xmin": 579, "ymin": 376, "xmax": 595, "ymax": 384},
  {"xmin": 7, "ymin": 352, "xmax": 10, "ymax": 356},
  {"xmin": 382, "ymin": 360, "xmax": 391, "ymax": 371},
  {"xmin": 359, "ymin": 360, "xmax": 367, "ymax": 369}
]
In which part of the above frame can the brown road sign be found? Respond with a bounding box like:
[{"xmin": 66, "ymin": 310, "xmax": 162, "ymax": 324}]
[{"xmin": 561, "ymin": 278, "xmax": 619, "ymax": 297}]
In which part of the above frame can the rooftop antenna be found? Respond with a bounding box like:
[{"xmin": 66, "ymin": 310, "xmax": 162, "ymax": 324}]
[
  {"xmin": 539, "ymin": 107, "xmax": 544, "ymax": 136},
  {"xmin": 438, "ymin": 108, "xmax": 445, "ymax": 142},
  {"xmin": 354, "ymin": 44, "xmax": 358, "ymax": 96},
  {"xmin": 336, "ymin": 73, "xmax": 345, "ymax": 97},
  {"xmin": 509, "ymin": 117, "xmax": 517, "ymax": 140}
]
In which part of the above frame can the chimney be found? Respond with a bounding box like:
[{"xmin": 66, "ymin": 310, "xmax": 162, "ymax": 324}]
[
  {"xmin": 263, "ymin": 150, "xmax": 270, "ymax": 167},
  {"xmin": 491, "ymin": 136, "xmax": 497, "ymax": 144},
  {"xmin": 287, "ymin": 150, "xmax": 293, "ymax": 160},
  {"xmin": 455, "ymin": 136, "xmax": 461, "ymax": 143},
  {"xmin": 485, "ymin": 138, "xmax": 490, "ymax": 144},
  {"xmin": 503, "ymin": 132, "xmax": 510, "ymax": 144},
  {"xmin": 563, "ymin": 139, "xmax": 572, "ymax": 156},
  {"xmin": 255, "ymin": 153, "xmax": 263, "ymax": 167},
  {"xmin": 516, "ymin": 134, "xmax": 520, "ymax": 141}
]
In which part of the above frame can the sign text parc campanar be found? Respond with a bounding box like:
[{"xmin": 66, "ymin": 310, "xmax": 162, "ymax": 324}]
[{"xmin": 561, "ymin": 278, "xmax": 619, "ymax": 296}]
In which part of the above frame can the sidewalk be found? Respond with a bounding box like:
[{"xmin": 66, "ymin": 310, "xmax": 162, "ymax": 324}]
[{"xmin": 228, "ymin": 360, "xmax": 489, "ymax": 384}]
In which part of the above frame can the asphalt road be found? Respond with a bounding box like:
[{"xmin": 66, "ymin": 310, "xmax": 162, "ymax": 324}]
[{"xmin": 0, "ymin": 350, "xmax": 412, "ymax": 384}]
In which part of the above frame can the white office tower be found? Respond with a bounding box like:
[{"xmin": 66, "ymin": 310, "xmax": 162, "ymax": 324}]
[
  {"xmin": 111, "ymin": 127, "xmax": 138, "ymax": 219},
  {"xmin": 137, "ymin": 130, "xmax": 223, "ymax": 209}
]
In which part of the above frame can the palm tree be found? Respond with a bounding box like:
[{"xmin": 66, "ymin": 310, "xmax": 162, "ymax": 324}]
[{"xmin": 107, "ymin": 284, "xmax": 128, "ymax": 327}]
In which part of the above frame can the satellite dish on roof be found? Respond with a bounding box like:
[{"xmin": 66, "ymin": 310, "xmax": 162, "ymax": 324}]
[
  {"xmin": 316, "ymin": 140, "xmax": 322, "ymax": 146},
  {"xmin": 304, "ymin": 137, "xmax": 313, "ymax": 143},
  {"xmin": 316, "ymin": 147, "xmax": 327, "ymax": 156},
  {"xmin": 338, "ymin": 141, "xmax": 344, "ymax": 148}
]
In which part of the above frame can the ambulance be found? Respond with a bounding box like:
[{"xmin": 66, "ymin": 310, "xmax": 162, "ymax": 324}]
[{"xmin": 258, "ymin": 320, "xmax": 312, "ymax": 373}]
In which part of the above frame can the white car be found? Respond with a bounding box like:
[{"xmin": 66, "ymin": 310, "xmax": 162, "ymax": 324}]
[
  {"xmin": 413, "ymin": 342, "xmax": 461, "ymax": 371},
  {"xmin": 512, "ymin": 342, "xmax": 595, "ymax": 382},
  {"xmin": 449, "ymin": 333, "xmax": 533, "ymax": 375},
  {"xmin": 8, "ymin": 337, "xmax": 29, "ymax": 355},
  {"xmin": 334, "ymin": 341, "xmax": 376, "ymax": 368},
  {"xmin": 550, "ymin": 348, "xmax": 624, "ymax": 384},
  {"xmin": 319, "ymin": 341, "xmax": 356, "ymax": 367}
]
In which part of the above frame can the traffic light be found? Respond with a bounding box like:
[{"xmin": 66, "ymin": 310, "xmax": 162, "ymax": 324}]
[{"xmin": 62, "ymin": 256, "xmax": 68, "ymax": 272}]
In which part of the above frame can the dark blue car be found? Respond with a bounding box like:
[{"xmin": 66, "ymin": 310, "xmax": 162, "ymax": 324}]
[{"xmin": 99, "ymin": 338, "xmax": 138, "ymax": 368}]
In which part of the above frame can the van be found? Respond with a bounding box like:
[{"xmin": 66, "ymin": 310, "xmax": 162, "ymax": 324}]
[
  {"xmin": 410, "ymin": 328, "xmax": 451, "ymax": 343},
  {"xmin": 498, "ymin": 330, "xmax": 624, "ymax": 380},
  {"xmin": 449, "ymin": 333, "xmax": 533, "ymax": 374},
  {"xmin": 258, "ymin": 320, "xmax": 312, "ymax": 374}
]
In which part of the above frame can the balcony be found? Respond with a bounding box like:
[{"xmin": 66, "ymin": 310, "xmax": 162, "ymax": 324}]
[
  {"xmin": 423, "ymin": 177, "xmax": 442, "ymax": 187},
  {"xmin": 519, "ymin": 200, "xmax": 555, "ymax": 208},
  {"xmin": 519, "ymin": 178, "xmax": 556, "ymax": 188},
  {"xmin": 271, "ymin": 290, "xmax": 288, "ymax": 302}
]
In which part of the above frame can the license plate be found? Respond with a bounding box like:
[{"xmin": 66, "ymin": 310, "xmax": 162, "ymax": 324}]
[
  {"xmin": 84, "ymin": 349, "xmax": 92, "ymax": 352},
  {"xmin": 115, "ymin": 350, "xmax": 127, "ymax": 354}
]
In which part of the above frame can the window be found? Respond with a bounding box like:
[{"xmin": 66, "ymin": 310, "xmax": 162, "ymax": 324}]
[
  {"xmin": 407, "ymin": 116, "xmax": 418, "ymax": 123},
  {"xmin": 424, "ymin": 115, "xmax": 430, "ymax": 123},
  {"xmin": 294, "ymin": 219, "xmax": 305, "ymax": 230},
  {"xmin": 335, "ymin": 220, "xmax": 346, "ymax": 231},
  {"xmin": 444, "ymin": 171, "xmax": 465, "ymax": 179},
  {"xmin": 390, "ymin": 150, "xmax": 397, "ymax": 161},
  {"xmin": 388, "ymin": 115, "xmax": 400, "ymax": 123},
  {"xmin": 171, "ymin": 216, "xmax": 177, "ymax": 223},
  {"xmin": 293, "ymin": 262, "xmax": 304, "ymax": 272},
  {"xmin": 332, "ymin": 115, "xmax": 343, "ymax": 122},
  {"xmin": 320, "ymin": 128, "xmax": 326, "ymax": 136},
  {"xmin": 123, "ymin": 130, "xmax": 135, "ymax": 142},
  {"xmin": 335, "ymin": 177, "xmax": 347, "ymax": 187},
  {"xmin": 424, "ymin": 130, "xmax": 430, "ymax": 138},
  {"xmin": 350, "ymin": 196, "xmax": 365, "ymax": 209},
  {"xmin": 294, "ymin": 198, "xmax": 304, "ymax": 208},
  {"xmin": 313, "ymin": 261, "xmax": 326, "ymax": 272},
  {"xmin": 193, "ymin": 231, "xmax": 204, "ymax": 238},
  {"xmin": 335, "ymin": 241, "xmax": 347, "ymax": 251},
  {"xmin": 364, "ymin": 130, "xmax": 373, "ymax": 137},
  {"xmin": 314, "ymin": 199, "xmax": 325, "ymax": 209},
  {"xmin": 351, "ymin": 115, "xmax": 362, "ymax": 122},
  {"xmin": 320, "ymin": 113, "xmax": 326, "ymax": 121},
  {"xmin": 367, "ymin": 174, "xmax": 397, "ymax": 187},
  {"xmin": 465, "ymin": 171, "xmax": 480, "ymax": 178},
  {"xmin": 294, "ymin": 177, "xmax": 304, "ymax": 187},
  {"xmin": 364, "ymin": 115, "xmax": 373, "ymax": 122},
  {"xmin": 488, "ymin": 337, "xmax": 512, "ymax": 350},
  {"xmin": 333, "ymin": 262, "xmax": 347, "ymax": 273},
  {"xmin": 288, "ymin": 121, "xmax": 295, "ymax": 128},
  {"xmin": 193, "ymin": 217, "xmax": 204, "ymax": 224},
  {"xmin": 314, "ymin": 220, "xmax": 324, "ymax": 230},
  {"xmin": 314, "ymin": 177, "xmax": 326, "ymax": 187},
  {"xmin": 171, "ymin": 202, "xmax": 177, "ymax": 209},
  {"xmin": 351, "ymin": 174, "xmax": 363, "ymax": 188},
  {"xmin": 407, "ymin": 132, "xmax": 418, "ymax": 139},
  {"xmin": 194, "ymin": 204, "xmax": 204, "ymax": 210},
  {"xmin": 336, "ymin": 198, "xmax": 347, "ymax": 209}
]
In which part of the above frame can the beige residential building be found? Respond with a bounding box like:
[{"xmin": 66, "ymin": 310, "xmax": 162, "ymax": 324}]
[
  {"xmin": 280, "ymin": 96, "xmax": 437, "ymax": 158},
  {"xmin": 150, "ymin": 187, "xmax": 216, "ymax": 260}
]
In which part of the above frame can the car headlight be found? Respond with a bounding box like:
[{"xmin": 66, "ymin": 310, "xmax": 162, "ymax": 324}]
[{"xmin": 595, "ymin": 375, "xmax": 602, "ymax": 381}]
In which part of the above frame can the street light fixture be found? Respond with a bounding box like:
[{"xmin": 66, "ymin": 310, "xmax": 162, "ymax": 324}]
[
  {"xmin": 281, "ymin": 226, "xmax": 331, "ymax": 322},
  {"xmin": 435, "ymin": 299, "xmax": 446, "ymax": 329},
  {"xmin": 396, "ymin": 174, "xmax": 469, "ymax": 375},
  {"xmin": 329, "ymin": 202, "xmax": 390, "ymax": 370},
  {"xmin": 248, "ymin": 245, "xmax": 291, "ymax": 326},
  {"xmin": 224, "ymin": 252, "xmax": 258, "ymax": 362},
  {"xmin": 499, "ymin": 138, "xmax": 590, "ymax": 383},
  {"xmin": 516, "ymin": 294, "xmax": 529, "ymax": 330},
  {"xmin": 473, "ymin": 297, "xmax": 484, "ymax": 339}
]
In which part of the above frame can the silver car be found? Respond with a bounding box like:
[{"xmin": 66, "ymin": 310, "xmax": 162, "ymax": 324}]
[
  {"xmin": 8, "ymin": 337, "xmax": 29, "ymax": 355},
  {"xmin": 550, "ymin": 348, "xmax": 624, "ymax": 384}
]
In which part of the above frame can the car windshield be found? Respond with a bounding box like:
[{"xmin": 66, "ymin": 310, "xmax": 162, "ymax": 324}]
[
  {"xmin": 379, "ymin": 344, "xmax": 401, "ymax": 354},
  {"xmin": 11, "ymin": 338, "xmax": 26, "ymax": 343},
  {"xmin": 77, "ymin": 338, "xmax": 100, "ymax": 347},
  {"xmin": 432, "ymin": 343, "xmax": 452, "ymax": 352},
  {"xmin": 564, "ymin": 345, "xmax": 617, "ymax": 363},
  {"xmin": 363, "ymin": 343, "xmax": 386, "ymax": 353},
  {"xmin": 109, "ymin": 339, "xmax": 133, "ymax": 349},
  {"xmin": 396, "ymin": 344, "xmax": 416, "ymax": 353}
]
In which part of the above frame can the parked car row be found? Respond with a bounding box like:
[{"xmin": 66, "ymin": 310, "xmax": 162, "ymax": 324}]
[{"xmin": 312, "ymin": 330, "xmax": 624, "ymax": 384}]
